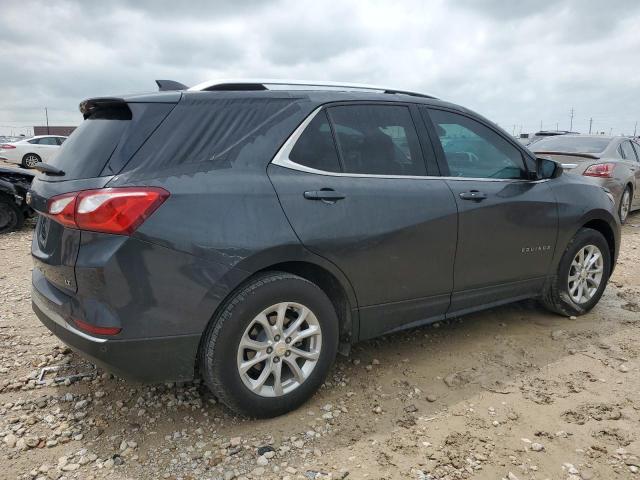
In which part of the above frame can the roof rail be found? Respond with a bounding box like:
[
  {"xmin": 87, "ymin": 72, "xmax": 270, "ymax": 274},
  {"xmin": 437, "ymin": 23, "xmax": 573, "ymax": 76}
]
[{"xmin": 188, "ymin": 79, "xmax": 436, "ymax": 99}]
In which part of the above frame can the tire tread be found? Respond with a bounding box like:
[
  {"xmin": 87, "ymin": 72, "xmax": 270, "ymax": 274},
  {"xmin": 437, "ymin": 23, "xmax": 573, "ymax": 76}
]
[
  {"xmin": 541, "ymin": 227, "xmax": 610, "ymax": 316},
  {"xmin": 200, "ymin": 271, "xmax": 324, "ymax": 416}
]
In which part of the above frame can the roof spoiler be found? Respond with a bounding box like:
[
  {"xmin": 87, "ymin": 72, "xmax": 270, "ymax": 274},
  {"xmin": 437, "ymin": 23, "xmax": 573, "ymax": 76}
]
[
  {"xmin": 79, "ymin": 97, "xmax": 128, "ymax": 118},
  {"xmin": 155, "ymin": 80, "xmax": 188, "ymax": 91},
  {"xmin": 534, "ymin": 151, "xmax": 600, "ymax": 160}
]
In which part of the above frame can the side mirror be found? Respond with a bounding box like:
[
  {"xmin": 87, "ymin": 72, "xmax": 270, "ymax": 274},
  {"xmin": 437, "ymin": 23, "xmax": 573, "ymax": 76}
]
[{"xmin": 536, "ymin": 157, "xmax": 563, "ymax": 180}]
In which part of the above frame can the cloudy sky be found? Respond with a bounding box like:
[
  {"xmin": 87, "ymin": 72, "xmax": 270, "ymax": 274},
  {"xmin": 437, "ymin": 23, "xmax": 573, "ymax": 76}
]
[{"xmin": 2, "ymin": 0, "xmax": 640, "ymax": 136}]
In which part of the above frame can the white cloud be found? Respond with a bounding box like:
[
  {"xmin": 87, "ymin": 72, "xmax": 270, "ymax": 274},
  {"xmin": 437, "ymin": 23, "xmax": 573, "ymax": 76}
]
[{"xmin": 2, "ymin": 0, "xmax": 640, "ymax": 136}]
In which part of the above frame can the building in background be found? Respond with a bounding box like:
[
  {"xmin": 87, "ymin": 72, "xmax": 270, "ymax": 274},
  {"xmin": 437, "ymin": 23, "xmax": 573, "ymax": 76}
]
[{"xmin": 33, "ymin": 126, "xmax": 76, "ymax": 136}]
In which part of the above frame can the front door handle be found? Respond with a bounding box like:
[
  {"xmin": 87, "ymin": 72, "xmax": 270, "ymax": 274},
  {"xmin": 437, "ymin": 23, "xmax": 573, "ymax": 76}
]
[
  {"xmin": 459, "ymin": 190, "xmax": 487, "ymax": 201},
  {"xmin": 304, "ymin": 189, "xmax": 346, "ymax": 202}
]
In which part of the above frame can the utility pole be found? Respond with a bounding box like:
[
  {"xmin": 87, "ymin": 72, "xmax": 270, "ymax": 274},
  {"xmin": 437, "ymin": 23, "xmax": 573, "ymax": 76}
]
[
  {"xmin": 589, "ymin": 117, "xmax": 593, "ymax": 134},
  {"xmin": 634, "ymin": 121, "xmax": 637, "ymax": 137},
  {"xmin": 512, "ymin": 125, "xmax": 516, "ymax": 136},
  {"xmin": 569, "ymin": 107, "xmax": 574, "ymax": 131},
  {"xmin": 540, "ymin": 120, "xmax": 543, "ymax": 131},
  {"xmin": 45, "ymin": 107, "xmax": 50, "ymax": 135},
  {"xmin": 556, "ymin": 122, "xmax": 559, "ymax": 131}
]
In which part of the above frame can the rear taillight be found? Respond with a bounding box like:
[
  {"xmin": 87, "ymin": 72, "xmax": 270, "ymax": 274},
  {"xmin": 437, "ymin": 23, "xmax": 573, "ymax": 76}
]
[
  {"xmin": 45, "ymin": 187, "xmax": 169, "ymax": 234},
  {"xmin": 583, "ymin": 163, "xmax": 614, "ymax": 178},
  {"xmin": 73, "ymin": 318, "xmax": 121, "ymax": 336},
  {"xmin": 47, "ymin": 193, "xmax": 77, "ymax": 228},
  {"xmin": 0, "ymin": 144, "xmax": 16, "ymax": 149}
]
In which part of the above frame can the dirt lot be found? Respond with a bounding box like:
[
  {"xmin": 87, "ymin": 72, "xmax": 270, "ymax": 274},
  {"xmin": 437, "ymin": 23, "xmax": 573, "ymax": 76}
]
[{"xmin": 0, "ymin": 213, "xmax": 639, "ymax": 480}]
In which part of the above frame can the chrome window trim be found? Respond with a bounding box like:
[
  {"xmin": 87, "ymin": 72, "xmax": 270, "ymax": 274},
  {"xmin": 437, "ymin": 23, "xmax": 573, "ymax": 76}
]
[{"xmin": 271, "ymin": 107, "xmax": 548, "ymax": 183}]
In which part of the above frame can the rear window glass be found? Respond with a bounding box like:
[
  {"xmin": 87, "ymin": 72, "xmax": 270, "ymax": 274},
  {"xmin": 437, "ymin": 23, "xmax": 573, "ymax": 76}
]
[
  {"xmin": 46, "ymin": 103, "xmax": 174, "ymax": 181},
  {"xmin": 328, "ymin": 105, "xmax": 426, "ymax": 176},
  {"xmin": 289, "ymin": 111, "xmax": 341, "ymax": 172},
  {"xmin": 529, "ymin": 136, "xmax": 611, "ymax": 154}
]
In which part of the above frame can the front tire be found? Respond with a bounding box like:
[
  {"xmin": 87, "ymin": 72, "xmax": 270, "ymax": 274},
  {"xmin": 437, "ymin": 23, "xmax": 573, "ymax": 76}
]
[
  {"xmin": 200, "ymin": 272, "xmax": 339, "ymax": 418},
  {"xmin": 541, "ymin": 228, "xmax": 611, "ymax": 316},
  {"xmin": 21, "ymin": 153, "xmax": 41, "ymax": 169},
  {"xmin": 619, "ymin": 186, "xmax": 632, "ymax": 224}
]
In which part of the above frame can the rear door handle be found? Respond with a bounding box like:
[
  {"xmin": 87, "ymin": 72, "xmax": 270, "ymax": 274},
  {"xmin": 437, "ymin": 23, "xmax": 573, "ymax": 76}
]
[
  {"xmin": 304, "ymin": 189, "xmax": 346, "ymax": 201},
  {"xmin": 459, "ymin": 190, "xmax": 487, "ymax": 201}
]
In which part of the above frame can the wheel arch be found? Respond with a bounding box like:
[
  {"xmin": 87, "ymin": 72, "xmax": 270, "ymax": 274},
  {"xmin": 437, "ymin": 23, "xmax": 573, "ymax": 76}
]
[
  {"xmin": 581, "ymin": 218, "xmax": 616, "ymax": 271},
  {"xmin": 195, "ymin": 251, "xmax": 359, "ymax": 379},
  {"xmin": 254, "ymin": 261, "xmax": 356, "ymax": 344}
]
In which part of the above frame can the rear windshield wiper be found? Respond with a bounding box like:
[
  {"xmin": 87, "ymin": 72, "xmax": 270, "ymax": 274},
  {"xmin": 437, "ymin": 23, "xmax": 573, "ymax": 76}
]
[{"xmin": 33, "ymin": 162, "xmax": 65, "ymax": 176}]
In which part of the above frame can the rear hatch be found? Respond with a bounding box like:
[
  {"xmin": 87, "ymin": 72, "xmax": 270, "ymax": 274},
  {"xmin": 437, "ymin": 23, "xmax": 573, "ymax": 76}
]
[{"xmin": 30, "ymin": 94, "xmax": 179, "ymax": 294}]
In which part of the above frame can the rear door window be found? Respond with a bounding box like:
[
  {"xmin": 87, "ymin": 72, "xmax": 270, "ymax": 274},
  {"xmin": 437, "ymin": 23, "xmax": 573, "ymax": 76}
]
[
  {"xmin": 289, "ymin": 110, "xmax": 341, "ymax": 172},
  {"xmin": 38, "ymin": 137, "xmax": 58, "ymax": 145},
  {"xmin": 327, "ymin": 105, "xmax": 427, "ymax": 176},
  {"xmin": 620, "ymin": 141, "xmax": 637, "ymax": 161},
  {"xmin": 632, "ymin": 142, "xmax": 640, "ymax": 162}
]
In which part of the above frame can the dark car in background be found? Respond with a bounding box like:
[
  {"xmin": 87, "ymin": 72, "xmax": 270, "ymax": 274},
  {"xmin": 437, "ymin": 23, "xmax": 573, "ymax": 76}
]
[
  {"xmin": 530, "ymin": 135, "xmax": 640, "ymax": 223},
  {"xmin": 28, "ymin": 80, "xmax": 620, "ymax": 417},
  {"xmin": 0, "ymin": 166, "xmax": 34, "ymax": 233}
]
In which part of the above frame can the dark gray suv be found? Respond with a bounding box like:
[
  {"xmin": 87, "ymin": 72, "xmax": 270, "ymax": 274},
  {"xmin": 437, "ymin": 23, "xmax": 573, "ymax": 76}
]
[{"xmin": 29, "ymin": 80, "xmax": 620, "ymax": 417}]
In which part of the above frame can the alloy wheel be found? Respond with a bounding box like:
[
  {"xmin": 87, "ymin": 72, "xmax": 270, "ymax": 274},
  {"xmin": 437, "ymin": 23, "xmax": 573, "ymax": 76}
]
[
  {"xmin": 620, "ymin": 189, "xmax": 631, "ymax": 223},
  {"xmin": 567, "ymin": 244, "xmax": 604, "ymax": 304},
  {"xmin": 237, "ymin": 302, "xmax": 322, "ymax": 397},
  {"xmin": 24, "ymin": 155, "xmax": 39, "ymax": 168}
]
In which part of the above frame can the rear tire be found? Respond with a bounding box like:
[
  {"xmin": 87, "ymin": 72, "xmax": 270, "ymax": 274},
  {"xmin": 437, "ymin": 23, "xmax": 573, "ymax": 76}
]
[
  {"xmin": 200, "ymin": 272, "xmax": 339, "ymax": 418},
  {"xmin": 0, "ymin": 195, "xmax": 24, "ymax": 234},
  {"xmin": 541, "ymin": 228, "xmax": 611, "ymax": 316},
  {"xmin": 619, "ymin": 186, "xmax": 632, "ymax": 224},
  {"xmin": 21, "ymin": 153, "xmax": 41, "ymax": 169}
]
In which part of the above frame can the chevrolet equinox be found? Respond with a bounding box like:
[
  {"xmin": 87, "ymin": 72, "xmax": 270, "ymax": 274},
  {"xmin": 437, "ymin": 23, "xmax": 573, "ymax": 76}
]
[{"xmin": 29, "ymin": 80, "xmax": 620, "ymax": 417}]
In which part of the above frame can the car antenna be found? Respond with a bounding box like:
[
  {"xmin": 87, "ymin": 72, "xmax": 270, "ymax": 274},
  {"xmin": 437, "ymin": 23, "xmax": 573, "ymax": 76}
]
[{"xmin": 155, "ymin": 80, "xmax": 188, "ymax": 91}]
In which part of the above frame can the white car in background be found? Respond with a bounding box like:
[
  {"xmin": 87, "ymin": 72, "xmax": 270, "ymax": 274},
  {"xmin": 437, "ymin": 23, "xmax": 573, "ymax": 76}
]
[{"xmin": 0, "ymin": 135, "xmax": 67, "ymax": 169}]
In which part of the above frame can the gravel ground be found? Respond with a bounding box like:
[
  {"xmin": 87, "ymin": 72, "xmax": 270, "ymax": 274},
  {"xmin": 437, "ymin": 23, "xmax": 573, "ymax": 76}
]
[{"xmin": 0, "ymin": 212, "xmax": 639, "ymax": 480}]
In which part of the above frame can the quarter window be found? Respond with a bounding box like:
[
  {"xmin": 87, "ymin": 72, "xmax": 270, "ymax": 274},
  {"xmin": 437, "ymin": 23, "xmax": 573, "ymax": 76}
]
[
  {"xmin": 328, "ymin": 105, "xmax": 426, "ymax": 176},
  {"xmin": 426, "ymin": 109, "xmax": 525, "ymax": 179},
  {"xmin": 289, "ymin": 110, "xmax": 341, "ymax": 172}
]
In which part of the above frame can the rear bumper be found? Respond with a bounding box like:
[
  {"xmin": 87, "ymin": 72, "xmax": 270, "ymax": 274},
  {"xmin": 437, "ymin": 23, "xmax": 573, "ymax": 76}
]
[{"xmin": 32, "ymin": 276, "xmax": 200, "ymax": 383}]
